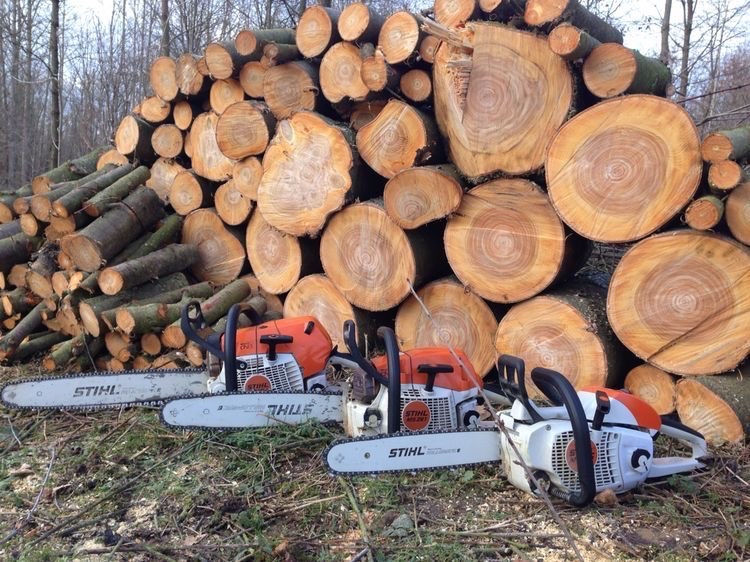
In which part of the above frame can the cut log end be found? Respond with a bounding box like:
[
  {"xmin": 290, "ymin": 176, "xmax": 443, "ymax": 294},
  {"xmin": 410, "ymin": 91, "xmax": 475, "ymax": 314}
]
[
  {"xmin": 170, "ymin": 171, "xmax": 211, "ymax": 216},
  {"xmin": 434, "ymin": 0, "xmax": 479, "ymax": 27},
  {"xmin": 708, "ymin": 160, "xmax": 744, "ymax": 191},
  {"xmin": 583, "ymin": 43, "xmax": 670, "ymax": 98},
  {"xmin": 215, "ymin": 101, "xmax": 274, "ymax": 160},
  {"xmin": 263, "ymin": 62, "xmax": 319, "ymax": 120},
  {"xmin": 239, "ymin": 61, "xmax": 267, "ymax": 98},
  {"xmin": 152, "ymin": 124, "xmax": 183, "ymax": 159},
  {"xmin": 378, "ymin": 12, "xmax": 420, "ymax": 65},
  {"xmin": 623, "ymin": 364, "xmax": 675, "ymax": 415},
  {"xmin": 139, "ymin": 96, "xmax": 171, "ymax": 124},
  {"xmin": 418, "ymin": 36, "xmax": 440, "ymax": 64},
  {"xmin": 141, "ymin": 332, "xmax": 162, "ymax": 355},
  {"xmin": 607, "ymin": 231, "xmax": 750, "ymax": 376},
  {"xmin": 384, "ymin": 165, "xmax": 463, "ymax": 229},
  {"xmin": 296, "ymin": 6, "xmax": 337, "ymax": 58},
  {"xmin": 726, "ymin": 181, "xmax": 750, "ymax": 245},
  {"xmin": 684, "ymin": 196, "xmax": 723, "ymax": 231},
  {"xmin": 189, "ymin": 113, "xmax": 235, "ymax": 182},
  {"xmin": 175, "ymin": 53, "xmax": 205, "ymax": 96},
  {"xmin": 172, "ymin": 101, "xmax": 194, "ymax": 131},
  {"xmin": 338, "ymin": 3, "xmax": 377, "ymax": 42},
  {"xmin": 215, "ymin": 180, "xmax": 254, "ymax": 226},
  {"xmin": 232, "ymin": 157, "xmax": 263, "ymax": 201},
  {"xmin": 150, "ymin": 56, "xmax": 178, "ymax": 101},
  {"xmin": 204, "ymin": 43, "xmax": 235, "ymax": 80},
  {"xmin": 210, "ymin": 79, "xmax": 245, "ymax": 115},
  {"xmin": 400, "ymin": 69, "xmax": 432, "ymax": 103},
  {"xmin": 320, "ymin": 42, "xmax": 370, "ymax": 104},
  {"xmin": 676, "ymin": 378, "xmax": 746, "ymax": 445},
  {"xmin": 245, "ymin": 211, "xmax": 304, "ymax": 294},
  {"xmin": 181, "ymin": 208, "xmax": 246, "ymax": 284}
]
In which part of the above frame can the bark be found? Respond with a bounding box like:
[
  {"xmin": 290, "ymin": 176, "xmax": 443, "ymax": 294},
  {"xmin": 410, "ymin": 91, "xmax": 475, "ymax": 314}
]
[
  {"xmin": 52, "ymin": 163, "xmax": 135, "ymax": 218},
  {"xmin": 496, "ymin": 281, "xmax": 627, "ymax": 398},
  {"xmin": 660, "ymin": 0, "xmax": 672, "ymax": 64},
  {"xmin": 700, "ymin": 126, "xmax": 750, "ymax": 162},
  {"xmin": 548, "ymin": 23, "xmax": 600, "ymax": 60},
  {"xmin": 607, "ymin": 231, "xmax": 750, "ymax": 376},
  {"xmin": 31, "ymin": 160, "xmax": 83, "ymax": 195},
  {"xmin": 583, "ymin": 44, "xmax": 672, "ymax": 98},
  {"xmin": 258, "ymin": 112, "xmax": 364, "ymax": 236},
  {"xmin": 13, "ymin": 331, "xmax": 67, "ymax": 362},
  {"xmin": 0, "ymin": 234, "xmax": 42, "ymax": 274},
  {"xmin": 115, "ymin": 295, "xmax": 206, "ymax": 336},
  {"xmin": 49, "ymin": 0, "xmax": 61, "ymax": 169},
  {"xmin": 181, "ymin": 208, "xmax": 246, "ymax": 284},
  {"xmin": 726, "ymin": 181, "xmax": 750, "ymax": 245},
  {"xmin": 29, "ymin": 165, "xmax": 117, "ymax": 220},
  {"xmin": 296, "ymin": 6, "xmax": 340, "ymax": 58},
  {"xmin": 114, "ymin": 115, "xmax": 156, "ymax": 163},
  {"xmin": 546, "ymin": 95, "xmax": 702, "ymax": 242},
  {"xmin": 0, "ymin": 301, "xmax": 47, "ymax": 360},
  {"xmin": 262, "ymin": 43, "xmax": 300, "ymax": 65},
  {"xmin": 524, "ymin": 0, "xmax": 624, "ymax": 43},
  {"xmin": 396, "ymin": 276, "xmax": 498, "ymax": 377},
  {"xmin": 159, "ymin": 0, "xmax": 171, "ymax": 57},
  {"xmin": 69, "ymin": 147, "xmax": 110, "ymax": 176},
  {"xmin": 98, "ymin": 243, "xmax": 199, "ymax": 295},
  {"xmin": 78, "ymin": 272, "xmax": 189, "ymax": 336},
  {"xmin": 61, "ymin": 187, "xmax": 165, "ymax": 272},
  {"xmin": 43, "ymin": 334, "xmax": 100, "ymax": 371},
  {"xmin": 82, "ymin": 165, "xmax": 151, "ymax": 217},
  {"xmin": 623, "ymin": 364, "xmax": 675, "ymax": 415},
  {"xmin": 320, "ymin": 199, "xmax": 448, "ymax": 311},
  {"xmin": 0, "ymin": 219, "xmax": 22, "ymax": 240}
]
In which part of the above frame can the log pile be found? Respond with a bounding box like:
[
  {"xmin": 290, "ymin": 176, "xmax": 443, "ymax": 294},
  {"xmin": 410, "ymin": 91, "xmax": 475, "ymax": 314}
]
[{"xmin": 1, "ymin": 1, "xmax": 749, "ymax": 445}]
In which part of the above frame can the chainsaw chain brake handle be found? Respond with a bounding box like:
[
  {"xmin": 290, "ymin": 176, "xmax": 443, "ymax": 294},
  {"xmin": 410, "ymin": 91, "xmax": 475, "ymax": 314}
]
[
  {"xmin": 181, "ymin": 301, "xmax": 262, "ymax": 392},
  {"xmin": 342, "ymin": 320, "xmax": 402, "ymax": 434},
  {"xmin": 530, "ymin": 367, "xmax": 596, "ymax": 507},
  {"xmin": 485, "ymin": 355, "xmax": 544, "ymax": 423}
]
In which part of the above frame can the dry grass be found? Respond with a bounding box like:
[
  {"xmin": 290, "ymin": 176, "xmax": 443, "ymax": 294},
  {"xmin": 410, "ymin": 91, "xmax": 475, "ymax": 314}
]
[{"xmin": 0, "ymin": 364, "xmax": 748, "ymax": 561}]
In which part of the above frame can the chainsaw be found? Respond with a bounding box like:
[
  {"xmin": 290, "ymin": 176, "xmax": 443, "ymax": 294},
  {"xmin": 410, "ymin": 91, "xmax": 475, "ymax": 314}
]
[
  {"xmin": 324, "ymin": 356, "xmax": 709, "ymax": 507},
  {"xmin": 160, "ymin": 312, "xmax": 487, "ymax": 436},
  {"xmin": 0, "ymin": 302, "xmax": 354, "ymax": 411}
]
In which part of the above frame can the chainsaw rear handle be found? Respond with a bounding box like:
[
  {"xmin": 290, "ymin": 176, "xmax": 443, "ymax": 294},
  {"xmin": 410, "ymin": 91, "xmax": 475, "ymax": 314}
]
[
  {"xmin": 181, "ymin": 301, "xmax": 262, "ymax": 392},
  {"xmin": 530, "ymin": 367, "xmax": 596, "ymax": 507},
  {"xmin": 377, "ymin": 326, "xmax": 402, "ymax": 435}
]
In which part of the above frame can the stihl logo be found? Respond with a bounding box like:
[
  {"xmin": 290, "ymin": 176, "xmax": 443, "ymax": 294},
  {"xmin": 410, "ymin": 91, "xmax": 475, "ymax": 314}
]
[
  {"xmin": 267, "ymin": 404, "xmax": 314, "ymax": 416},
  {"xmin": 388, "ymin": 447, "xmax": 425, "ymax": 458},
  {"xmin": 402, "ymin": 400, "xmax": 431, "ymax": 431},
  {"xmin": 73, "ymin": 385, "xmax": 119, "ymax": 397}
]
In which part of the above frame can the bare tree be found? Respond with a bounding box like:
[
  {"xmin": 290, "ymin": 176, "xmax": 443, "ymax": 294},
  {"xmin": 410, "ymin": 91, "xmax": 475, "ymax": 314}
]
[{"xmin": 49, "ymin": 0, "xmax": 60, "ymax": 167}]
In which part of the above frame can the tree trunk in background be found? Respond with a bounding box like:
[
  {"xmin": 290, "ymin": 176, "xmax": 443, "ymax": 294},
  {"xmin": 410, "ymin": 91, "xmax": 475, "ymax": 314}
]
[
  {"xmin": 660, "ymin": 0, "xmax": 672, "ymax": 64},
  {"xmin": 678, "ymin": 0, "xmax": 695, "ymax": 98},
  {"xmin": 49, "ymin": 0, "xmax": 61, "ymax": 168},
  {"xmin": 160, "ymin": 0, "xmax": 171, "ymax": 57}
]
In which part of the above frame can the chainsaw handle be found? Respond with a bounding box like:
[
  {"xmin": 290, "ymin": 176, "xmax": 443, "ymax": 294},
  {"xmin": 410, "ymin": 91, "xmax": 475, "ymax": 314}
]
[
  {"xmin": 531, "ymin": 367, "xmax": 596, "ymax": 507},
  {"xmin": 223, "ymin": 303, "xmax": 263, "ymax": 392},
  {"xmin": 342, "ymin": 320, "xmax": 388, "ymax": 386},
  {"xmin": 377, "ymin": 326, "xmax": 402, "ymax": 435},
  {"xmin": 181, "ymin": 301, "xmax": 224, "ymax": 358}
]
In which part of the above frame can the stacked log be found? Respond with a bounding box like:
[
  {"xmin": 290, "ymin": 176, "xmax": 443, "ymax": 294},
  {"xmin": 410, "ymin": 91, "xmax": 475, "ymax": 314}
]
[{"xmin": 2, "ymin": 2, "xmax": 749, "ymax": 445}]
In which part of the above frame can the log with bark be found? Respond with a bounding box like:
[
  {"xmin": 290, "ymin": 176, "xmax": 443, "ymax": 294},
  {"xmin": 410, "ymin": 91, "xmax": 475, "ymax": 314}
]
[
  {"xmin": 116, "ymin": 294, "xmax": 210, "ymax": 336},
  {"xmin": 726, "ymin": 181, "xmax": 750, "ymax": 245},
  {"xmin": 684, "ymin": 196, "xmax": 724, "ymax": 231},
  {"xmin": 205, "ymin": 41, "xmax": 253, "ymax": 80},
  {"xmin": 607, "ymin": 231, "xmax": 750, "ymax": 376},
  {"xmin": 82, "ymin": 165, "xmax": 151, "ymax": 217},
  {"xmin": 189, "ymin": 113, "xmax": 235, "ymax": 182},
  {"xmin": 13, "ymin": 331, "xmax": 67, "ymax": 362},
  {"xmin": 396, "ymin": 276, "xmax": 498, "ymax": 377},
  {"xmin": 582, "ymin": 44, "xmax": 672, "ymax": 98},
  {"xmin": 215, "ymin": 101, "xmax": 276, "ymax": 160},
  {"xmin": 150, "ymin": 56, "xmax": 179, "ymax": 102},
  {"xmin": 445, "ymin": 179, "xmax": 587, "ymax": 303},
  {"xmin": 320, "ymin": 199, "xmax": 447, "ymax": 311},
  {"xmin": 524, "ymin": 0, "xmax": 624, "ymax": 43},
  {"xmin": 31, "ymin": 160, "xmax": 84, "ymax": 195},
  {"xmin": 623, "ymin": 364, "xmax": 675, "ymax": 415},
  {"xmin": 357, "ymin": 100, "xmax": 441, "ymax": 178},
  {"xmin": 320, "ymin": 42, "xmax": 371, "ymax": 104},
  {"xmin": 26, "ymin": 243, "xmax": 59, "ymax": 298},
  {"xmin": 433, "ymin": 23, "xmax": 574, "ymax": 179},
  {"xmin": 235, "ymin": 28, "xmax": 296, "ymax": 59},
  {"xmin": 378, "ymin": 12, "xmax": 422, "ymax": 64},
  {"xmin": 97, "ymin": 148, "xmax": 129, "ymax": 170},
  {"xmin": 701, "ymin": 125, "xmax": 750, "ymax": 162},
  {"xmin": 263, "ymin": 62, "xmax": 320, "ymax": 119},
  {"xmin": 169, "ymin": 170, "xmax": 215, "ymax": 215},
  {"xmin": 262, "ymin": 43, "xmax": 300, "ymax": 66},
  {"xmin": 495, "ymin": 282, "xmax": 626, "ymax": 397},
  {"xmin": 29, "ymin": 166, "xmax": 118, "ymax": 220},
  {"xmin": 707, "ymin": 160, "xmax": 746, "ymax": 192},
  {"xmin": 548, "ymin": 23, "xmax": 600, "ymax": 60},
  {"xmin": 1, "ymin": 287, "xmax": 40, "ymax": 316},
  {"xmin": 115, "ymin": 115, "xmax": 156, "ymax": 163},
  {"xmin": 296, "ymin": 6, "xmax": 340, "ymax": 58},
  {"xmin": 69, "ymin": 147, "xmax": 110, "ymax": 176},
  {"xmin": 61, "ymin": 186, "xmax": 165, "ymax": 271},
  {"xmin": 383, "ymin": 164, "xmax": 463, "ymax": 229},
  {"xmin": 0, "ymin": 301, "xmax": 47, "ymax": 360},
  {"xmin": 338, "ymin": 3, "xmax": 384, "ymax": 43},
  {"xmin": 181, "ymin": 208, "xmax": 246, "ymax": 284},
  {"xmin": 360, "ymin": 49, "xmax": 401, "ymax": 93},
  {"xmin": 258, "ymin": 111, "xmax": 363, "ymax": 236},
  {"xmin": 675, "ymin": 373, "xmax": 749, "ymax": 445},
  {"xmin": 0, "ymin": 234, "xmax": 42, "ymax": 274},
  {"xmin": 52, "ymin": 164, "xmax": 134, "ymax": 218},
  {"xmin": 546, "ymin": 95, "xmax": 702, "ymax": 242},
  {"xmin": 0, "ymin": 219, "xmax": 22, "ymax": 240}
]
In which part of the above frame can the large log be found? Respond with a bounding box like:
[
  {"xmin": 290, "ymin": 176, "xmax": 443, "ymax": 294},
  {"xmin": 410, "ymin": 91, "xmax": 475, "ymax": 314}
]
[
  {"xmin": 349, "ymin": 100, "xmax": 388, "ymax": 131},
  {"xmin": 296, "ymin": 6, "xmax": 340, "ymax": 58},
  {"xmin": 433, "ymin": 24, "xmax": 574, "ymax": 179},
  {"xmin": 357, "ymin": 99, "xmax": 441, "ymax": 178},
  {"xmin": 181, "ymin": 208, "xmax": 246, "ymax": 284},
  {"xmin": 189, "ymin": 113, "xmax": 235, "ymax": 182},
  {"xmin": 583, "ymin": 44, "xmax": 672, "ymax": 98},
  {"xmin": 214, "ymin": 180, "xmax": 254, "ymax": 226},
  {"xmin": 145, "ymin": 157, "xmax": 186, "ymax": 203},
  {"xmin": 115, "ymin": 115, "xmax": 156, "ymax": 163},
  {"xmin": 378, "ymin": 12, "xmax": 422, "ymax": 64},
  {"xmin": 383, "ymin": 164, "xmax": 463, "ymax": 229},
  {"xmin": 0, "ymin": 234, "xmax": 42, "ymax": 274},
  {"xmin": 209, "ymin": 78, "xmax": 245, "ymax": 114},
  {"xmin": 52, "ymin": 164, "xmax": 135, "ymax": 218},
  {"xmin": 434, "ymin": 0, "xmax": 480, "ymax": 27},
  {"xmin": 320, "ymin": 199, "xmax": 446, "ymax": 311},
  {"xmin": 169, "ymin": 170, "xmax": 215, "ymax": 216},
  {"xmin": 78, "ymin": 272, "xmax": 189, "ymax": 336},
  {"xmin": 175, "ymin": 53, "xmax": 207, "ymax": 97},
  {"xmin": 676, "ymin": 373, "xmax": 749, "ymax": 445},
  {"xmin": 524, "ymin": 0, "xmax": 624, "ymax": 43},
  {"xmin": 338, "ymin": 3, "xmax": 384, "ymax": 43},
  {"xmin": 396, "ymin": 277, "xmax": 498, "ymax": 377},
  {"xmin": 150, "ymin": 56, "xmax": 179, "ymax": 101},
  {"xmin": 495, "ymin": 282, "xmax": 625, "ymax": 398},
  {"xmin": 139, "ymin": 96, "xmax": 172, "ymax": 124},
  {"xmin": 262, "ymin": 61, "xmax": 320, "ymax": 120},
  {"xmin": 151, "ymin": 124, "xmax": 184, "ymax": 159},
  {"xmin": 98, "ymin": 244, "xmax": 198, "ymax": 295},
  {"xmin": 444, "ymin": 179, "xmax": 587, "ymax": 303},
  {"xmin": 283, "ymin": 274, "xmax": 378, "ymax": 350},
  {"xmin": 245, "ymin": 210, "xmax": 321, "ymax": 295},
  {"xmin": 701, "ymin": 125, "xmax": 750, "ymax": 162},
  {"xmin": 205, "ymin": 41, "xmax": 254, "ymax": 80},
  {"xmin": 61, "ymin": 187, "xmax": 165, "ymax": 272},
  {"xmin": 239, "ymin": 61, "xmax": 267, "ymax": 98},
  {"xmin": 684, "ymin": 196, "xmax": 724, "ymax": 231},
  {"xmin": 320, "ymin": 42, "xmax": 371, "ymax": 104},
  {"xmin": 707, "ymin": 160, "xmax": 746, "ymax": 192},
  {"xmin": 83, "ymin": 165, "xmax": 151, "ymax": 217},
  {"xmin": 726, "ymin": 181, "xmax": 750, "ymax": 245},
  {"xmin": 215, "ymin": 101, "xmax": 276, "ymax": 160},
  {"xmin": 623, "ymin": 364, "xmax": 675, "ymax": 415},
  {"xmin": 607, "ymin": 231, "xmax": 750, "ymax": 376},
  {"xmin": 548, "ymin": 23, "xmax": 600, "ymax": 60},
  {"xmin": 546, "ymin": 96, "xmax": 702, "ymax": 242},
  {"xmin": 258, "ymin": 112, "xmax": 362, "ymax": 237}
]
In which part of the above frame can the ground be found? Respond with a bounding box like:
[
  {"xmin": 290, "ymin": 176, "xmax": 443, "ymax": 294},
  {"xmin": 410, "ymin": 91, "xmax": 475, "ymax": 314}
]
[{"xmin": 0, "ymin": 363, "xmax": 748, "ymax": 562}]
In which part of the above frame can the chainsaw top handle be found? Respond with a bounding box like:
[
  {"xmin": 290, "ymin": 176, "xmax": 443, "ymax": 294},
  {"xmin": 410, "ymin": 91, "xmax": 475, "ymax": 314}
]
[
  {"xmin": 530, "ymin": 367, "xmax": 596, "ymax": 507},
  {"xmin": 181, "ymin": 301, "xmax": 262, "ymax": 392}
]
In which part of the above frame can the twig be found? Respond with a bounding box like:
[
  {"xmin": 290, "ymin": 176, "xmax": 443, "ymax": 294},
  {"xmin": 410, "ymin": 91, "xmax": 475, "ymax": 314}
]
[
  {"xmin": 349, "ymin": 547, "xmax": 370, "ymax": 562},
  {"xmin": 677, "ymin": 81, "xmax": 750, "ymax": 104},
  {"xmin": 0, "ymin": 445, "xmax": 57, "ymax": 546},
  {"xmin": 339, "ymin": 478, "xmax": 374, "ymax": 562},
  {"xmin": 5, "ymin": 416, "xmax": 22, "ymax": 446}
]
